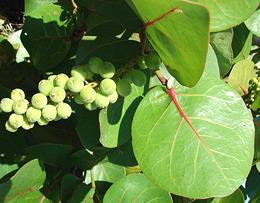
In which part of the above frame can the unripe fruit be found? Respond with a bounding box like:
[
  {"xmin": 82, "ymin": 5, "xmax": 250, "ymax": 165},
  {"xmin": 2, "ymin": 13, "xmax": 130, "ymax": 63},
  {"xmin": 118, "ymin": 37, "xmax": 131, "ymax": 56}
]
[
  {"xmin": 71, "ymin": 65, "xmax": 93, "ymax": 81},
  {"xmin": 12, "ymin": 100, "xmax": 28, "ymax": 114},
  {"xmin": 31, "ymin": 93, "xmax": 48, "ymax": 109},
  {"xmin": 8, "ymin": 113, "xmax": 24, "ymax": 129},
  {"xmin": 145, "ymin": 52, "xmax": 161, "ymax": 69},
  {"xmin": 5, "ymin": 121, "xmax": 17, "ymax": 133},
  {"xmin": 137, "ymin": 56, "xmax": 147, "ymax": 69},
  {"xmin": 108, "ymin": 91, "xmax": 118, "ymax": 104},
  {"xmin": 49, "ymin": 87, "xmax": 66, "ymax": 103},
  {"xmin": 54, "ymin": 73, "xmax": 69, "ymax": 89},
  {"xmin": 100, "ymin": 62, "xmax": 116, "ymax": 79},
  {"xmin": 42, "ymin": 105, "xmax": 57, "ymax": 121},
  {"xmin": 26, "ymin": 107, "xmax": 41, "ymax": 122},
  {"xmin": 38, "ymin": 79, "xmax": 53, "ymax": 96},
  {"xmin": 0, "ymin": 98, "xmax": 14, "ymax": 113},
  {"xmin": 22, "ymin": 117, "xmax": 34, "ymax": 130},
  {"xmin": 88, "ymin": 57, "xmax": 103, "ymax": 74},
  {"xmin": 84, "ymin": 102, "xmax": 98, "ymax": 111},
  {"xmin": 66, "ymin": 77, "xmax": 84, "ymax": 93},
  {"xmin": 130, "ymin": 70, "xmax": 146, "ymax": 86},
  {"xmin": 100, "ymin": 79, "xmax": 116, "ymax": 96},
  {"xmin": 37, "ymin": 117, "xmax": 49, "ymax": 126},
  {"xmin": 117, "ymin": 79, "xmax": 132, "ymax": 97},
  {"xmin": 57, "ymin": 103, "xmax": 72, "ymax": 119},
  {"xmin": 11, "ymin": 88, "xmax": 25, "ymax": 101},
  {"xmin": 94, "ymin": 92, "xmax": 109, "ymax": 109},
  {"xmin": 74, "ymin": 94, "xmax": 84, "ymax": 105},
  {"xmin": 80, "ymin": 85, "xmax": 96, "ymax": 103},
  {"xmin": 48, "ymin": 75, "xmax": 57, "ymax": 84}
]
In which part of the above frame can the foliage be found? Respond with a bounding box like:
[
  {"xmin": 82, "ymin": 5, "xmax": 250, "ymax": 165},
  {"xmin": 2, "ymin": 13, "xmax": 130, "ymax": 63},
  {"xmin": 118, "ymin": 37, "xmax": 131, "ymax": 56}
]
[{"xmin": 0, "ymin": 0, "xmax": 259, "ymax": 202}]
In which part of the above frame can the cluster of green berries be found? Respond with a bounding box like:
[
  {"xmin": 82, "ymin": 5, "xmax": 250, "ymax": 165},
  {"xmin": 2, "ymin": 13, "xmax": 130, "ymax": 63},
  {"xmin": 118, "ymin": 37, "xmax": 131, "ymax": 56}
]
[{"xmin": 248, "ymin": 77, "xmax": 260, "ymax": 102}]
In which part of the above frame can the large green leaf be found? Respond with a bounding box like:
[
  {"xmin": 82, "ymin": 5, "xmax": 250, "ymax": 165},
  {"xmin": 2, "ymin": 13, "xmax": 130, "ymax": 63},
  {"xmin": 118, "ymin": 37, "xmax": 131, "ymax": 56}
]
[
  {"xmin": 128, "ymin": 0, "xmax": 209, "ymax": 87},
  {"xmin": 0, "ymin": 159, "xmax": 46, "ymax": 202},
  {"xmin": 103, "ymin": 174, "xmax": 172, "ymax": 203},
  {"xmin": 99, "ymin": 85, "xmax": 144, "ymax": 148},
  {"xmin": 0, "ymin": 164, "xmax": 18, "ymax": 180},
  {"xmin": 210, "ymin": 29, "xmax": 233, "ymax": 77},
  {"xmin": 211, "ymin": 189, "xmax": 244, "ymax": 203},
  {"xmin": 245, "ymin": 10, "xmax": 260, "ymax": 37},
  {"xmin": 132, "ymin": 78, "xmax": 254, "ymax": 198},
  {"xmin": 191, "ymin": 0, "xmax": 259, "ymax": 32},
  {"xmin": 21, "ymin": 1, "xmax": 72, "ymax": 71}
]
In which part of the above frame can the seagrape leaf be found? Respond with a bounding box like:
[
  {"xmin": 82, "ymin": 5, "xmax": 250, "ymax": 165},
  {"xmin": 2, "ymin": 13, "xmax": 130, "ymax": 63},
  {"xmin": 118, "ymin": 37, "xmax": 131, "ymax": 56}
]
[
  {"xmin": 103, "ymin": 174, "xmax": 172, "ymax": 203},
  {"xmin": 21, "ymin": 1, "xmax": 72, "ymax": 71},
  {"xmin": 99, "ymin": 84, "xmax": 144, "ymax": 148},
  {"xmin": 132, "ymin": 78, "xmax": 254, "ymax": 198},
  {"xmin": 191, "ymin": 0, "xmax": 259, "ymax": 32},
  {"xmin": 128, "ymin": 0, "xmax": 209, "ymax": 87},
  {"xmin": 211, "ymin": 189, "xmax": 244, "ymax": 203},
  {"xmin": 228, "ymin": 59, "xmax": 256, "ymax": 96},
  {"xmin": 245, "ymin": 10, "xmax": 260, "ymax": 37},
  {"xmin": 210, "ymin": 29, "xmax": 233, "ymax": 77},
  {"xmin": 68, "ymin": 183, "xmax": 94, "ymax": 203},
  {"xmin": 0, "ymin": 159, "xmax": 46, "ymax": 202}
]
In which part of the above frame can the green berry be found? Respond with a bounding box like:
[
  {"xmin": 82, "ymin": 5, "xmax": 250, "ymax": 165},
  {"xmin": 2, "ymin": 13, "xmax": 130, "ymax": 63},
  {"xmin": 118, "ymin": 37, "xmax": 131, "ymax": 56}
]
[
  {"xmin": 5, "ymin": 121, "xmax": 17, "ymax": 132},
  {"xmin": 100, "ymin": 79, "xmax": 116, "ymax": 96},
  {"xmin": 57, "ymin": 103, "xmax": 72, "ymax": 119},
  {"xmin": 145, "ymin": 52, "xmax": 161, "ymax": 69},
  {"xmin": 48, "ymin": 75, "xmax": 57, "ymax": 84},
  {"xmin": 137, "ymin": 56, "xmax": 147, "ymax": 69},
  {"xmin": 26, "ymin": 107, "xmax": 41, "ymax": 122},
  {"xmin": 71, "ymin": 65, "xmax": 93, "ymax": 81},
  {"xmin": 11, "ymin": 88, "xmax": 25, "ymax": 101},
  {"xmin": 117, "ymin": 79, "xmax": 132, "ymax": 97},
  {"xmin": 100, "ymin": 62, "xmax": 116, "ymax": 79},
  {"xmin": 42, "ymin": 105, "xmax": 57, "ymax": 121},
  {"xmin": 0, "ymin": 98, "xmax": 14, "ymax": 113},
  {"xmin": 130, "ymin": 70, "xmax": 146, "ymax": 86},
  {"xmin": 38, "ymin": 80, "xmax": 53, "ymax": 96},
  {"xmin": 22, "ymin": 116, "xmax": 34, "ymax": 130},
  {"xmin": 49, "ymin": 87, "xmax": 66, "ymax": 103},
  {"xmin": 66, "ymin": 77, "xmax": 84, "ymax": 93},
  {"xmin": 80, "ymin": 85, "xmax": 96, "ymax": 104},
  {"xmin": 74, "ymin": 94, "xmax": 84, "ymax": 105},
  {"xmin": 37, "ymin": 117, "xmax": 49, "ymax": 126},
  {"xmin": 31, "ymin": 93, "xmax": 48, "ymax": 109},
  {"xmin": 54, "ymin": 73, "xmax": 69, "ymax": 89},
  {"xmin": 88, "ymin": 57, "xmax": 103, "ymax": 74},
  {"xmin": 108, "ymin": 91, "xmax": 118, "ymax": 104},
  {"xmin": 12, "ymin": 100, "xmax": 28, "ymax": 114},
  {"xmin": 84, "ymin": 102, "xmax": 98, "ymax": 111},
  {"xmin": 8, "ymin": 113, "xmax": 24, "ymax": 129},
  {"xmin": 94, "ymin": 92, "xmax": 109, "ymax": 109}
]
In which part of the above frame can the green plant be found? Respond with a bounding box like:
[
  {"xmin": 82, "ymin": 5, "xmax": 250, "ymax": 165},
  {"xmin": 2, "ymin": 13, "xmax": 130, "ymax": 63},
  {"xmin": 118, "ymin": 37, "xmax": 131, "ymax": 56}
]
[{"xmin": 0, "ymin": 0, "xmax": 259, "ymax": 202}]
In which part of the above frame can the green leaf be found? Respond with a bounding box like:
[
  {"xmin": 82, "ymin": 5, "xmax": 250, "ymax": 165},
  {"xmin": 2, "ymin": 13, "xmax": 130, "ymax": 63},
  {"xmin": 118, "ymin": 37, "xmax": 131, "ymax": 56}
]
[
  {"xmin": 26, "ymin": 143, "xmax": 75, "ymax": 166},
  {"xmin": 128, "ymin": 0, "xmax": 209, "ymax": 87},
  {"xmin": 256, "ymin": 162, "xmax": 260, "ymax": 173},
  {"xmin": 210, "ymin": 29, "xmax": 233, "ymax": 77},
  {"xmin": 246, "ymin": 166, "xmax": 260, "ymax": 198},
  {"xmin": 203, "ymin": 44, "xmax": 220, "ymax": 78},
  {"xmin": 132, "ymin": 79, "xmax": 254, "ymax": 198},
  {"xmin": 245, "ymin": 10, "xmax": 260, "ymax": 37},
  {"xmin": 211, "ymin": 189, "xmax": 244, "ymax": 203},
  {"xmin": 103, "ymin": 174, "xmax": 172, "ymax": 203},
  {"xmin": 251, "ymin": 93, "xmax": 260, "ymax": 111},
  {"xmin": 191, "ymin": 0, "xmax": 259, "ymax": 32},
  {"xmin": 85, "ymin": 161, "xmax": 126, "ymax": 184},
  {"xmin": 21, "ymin": 1, "xmax": 72, "ymax": 71},
  {"xmin": 228, "ymin": 59, "xmax": 256, "ymax": 96},
  {"xmin": 99, "ymin": 85, "xmax": 144, "ymax": 148},
  {"xmin": 61, "ymin": 174, "xmax": 80, "ymax": 201},
  {"xmin": 68, "ymin": 183, "xmax": 94, "ymax": 203},
  {"xmin": 0, "ymin": 159, "xmax": 46, "ymax": 202},
  {"xmin": 0, "ymin": 164, "xmax": 18, "ymax": 179}
]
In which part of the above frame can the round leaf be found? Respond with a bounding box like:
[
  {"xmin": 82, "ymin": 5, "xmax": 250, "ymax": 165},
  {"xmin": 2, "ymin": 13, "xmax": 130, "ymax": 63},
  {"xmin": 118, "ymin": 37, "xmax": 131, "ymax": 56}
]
[
  {"xmin": 132, "ymin": 79, "xmax": 254, "ymax": 198},
  {"xmin": 245, "ymin": 10, "xmax": 260, "ymax": 37},
  {"xmin": 211, "ymin": 189, "xmax": 244, "ymax": 203}
]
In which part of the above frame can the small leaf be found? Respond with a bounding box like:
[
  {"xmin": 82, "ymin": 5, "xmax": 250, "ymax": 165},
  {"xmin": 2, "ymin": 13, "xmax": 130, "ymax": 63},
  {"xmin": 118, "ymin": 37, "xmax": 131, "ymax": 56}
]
[
  {"xmin": 0, "ymin": 164, "xmax": 18, "ymax": 179},
  {"xmin": 245, "ymin": 10, "xmax": 260, "ymax": 37},
  {"xmin": 210, "ymin": 29, "xmax": 234, "ymax": 77},
  {"xmin": 0, "ymin": 159, "xmax": 46, "ymax": 202},
  {"xmin": 211, "ymin": 189, "xmax": 244, "ymax": 203},
  {"xmin": 68, "ymin": 183, "xmax": 94, "ymax": 203},
  {"xmin": 228, "ymin": 59, "xmax": 256, "ymax": 96},
  {"xmin": 103, "ymin": 174, "xmax": 172, "ymax": 203},
  {"xmin": 191, "ymin": 0, "xmax": 259, "ymax": 32}
]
